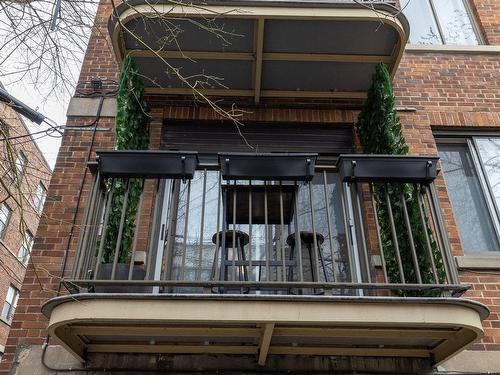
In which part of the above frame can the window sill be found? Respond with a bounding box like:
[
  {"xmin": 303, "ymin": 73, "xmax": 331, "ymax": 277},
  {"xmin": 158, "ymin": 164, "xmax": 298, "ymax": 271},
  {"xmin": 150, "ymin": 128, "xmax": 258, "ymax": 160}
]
[
  {"xmin": 455, "ymin": 255, "xmax": 500, "ymax": 270},
  {"xmin": 405, "ymin": 44, "xmax": 500, "ymax": 54}
]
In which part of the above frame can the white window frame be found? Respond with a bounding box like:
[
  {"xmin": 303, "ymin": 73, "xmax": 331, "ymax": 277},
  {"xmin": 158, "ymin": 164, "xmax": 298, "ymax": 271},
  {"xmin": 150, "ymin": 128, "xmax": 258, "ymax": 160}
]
[
  {"xmin": 436, "ymin": 135, "xmax": 500, "ymax": 254},
  {"xmin": 1, "ymin": 285, "xmax": 19, "ymax": 323},
  {"xmin": 403, "ymin": 0, "xmax": 483, "ymax": 46},
  {"xmin": 17, "ymin": 230, "xmax": 33, "ymax": 266},
  {"xmin": 9, "ymin": 151, "xmax": 27, "ymax": 182},
  {"xmin": 33, "ymin": 182, "xmax": 47, "ymax": 213},
  {"xmin": 0, "ymin": 203, "xmax": 12, "ymax": 239}
]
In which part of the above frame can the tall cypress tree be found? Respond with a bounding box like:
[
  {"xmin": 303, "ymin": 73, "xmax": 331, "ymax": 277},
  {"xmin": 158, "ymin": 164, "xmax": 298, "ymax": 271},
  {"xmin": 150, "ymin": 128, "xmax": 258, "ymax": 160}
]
[
  {"xmin": 101, "ymin": 55, "xmax": 150, "ymax": 264},
  {"xmin": 356, "ymin": 63, "xmax": 445, "ymax": 294}
]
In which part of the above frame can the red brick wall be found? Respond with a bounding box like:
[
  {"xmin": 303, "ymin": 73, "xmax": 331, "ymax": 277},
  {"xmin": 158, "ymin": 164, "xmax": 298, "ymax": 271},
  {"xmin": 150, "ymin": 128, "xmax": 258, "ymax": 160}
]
[
  {"xmin": 0, "ymin": 103, "xmax": 52, "ymax": 354},
  {"xmin": 1, "ymin": 0, "xmax": 499, "ymax": 371}
]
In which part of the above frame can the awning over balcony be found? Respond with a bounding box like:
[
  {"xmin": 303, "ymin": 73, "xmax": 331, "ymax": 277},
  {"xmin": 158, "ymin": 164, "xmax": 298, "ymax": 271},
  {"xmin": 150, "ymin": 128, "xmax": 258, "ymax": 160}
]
[
  {"xmin": 43, "ymin": 294, "xmax": 487, "ymax": 366},
  {"xmin": 108, "ymin": 0, "xmax": 409, "ymax": 102}
]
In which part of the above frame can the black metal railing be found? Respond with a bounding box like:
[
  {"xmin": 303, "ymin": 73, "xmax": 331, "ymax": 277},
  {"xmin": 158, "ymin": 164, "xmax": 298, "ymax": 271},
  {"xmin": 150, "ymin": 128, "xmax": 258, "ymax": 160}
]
[{"xmin": 67, "ymin": 152, "xmax": 465, "ymax": 296}]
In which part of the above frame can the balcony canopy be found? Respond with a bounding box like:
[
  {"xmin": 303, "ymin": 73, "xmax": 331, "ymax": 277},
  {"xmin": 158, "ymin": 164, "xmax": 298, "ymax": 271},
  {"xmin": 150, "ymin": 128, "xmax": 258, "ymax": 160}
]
[
  {"xmin": 43, "ymin": 294, "xmax": 487, "ymax": 366},
  {"xmin": 108, "ymin": 0, "xmax": 409, "ymax": 102}
]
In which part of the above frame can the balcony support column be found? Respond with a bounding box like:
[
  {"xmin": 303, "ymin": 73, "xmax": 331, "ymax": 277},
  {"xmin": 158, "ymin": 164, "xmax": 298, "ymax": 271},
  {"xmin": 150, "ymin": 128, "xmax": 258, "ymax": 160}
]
[{"xmin": 258, "ymin": 323, "xmax": 275, "ymax": 366}]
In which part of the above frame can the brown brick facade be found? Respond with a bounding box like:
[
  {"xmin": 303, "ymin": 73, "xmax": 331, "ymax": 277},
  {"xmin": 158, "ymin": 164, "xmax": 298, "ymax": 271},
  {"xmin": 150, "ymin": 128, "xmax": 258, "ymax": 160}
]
[
  {"xmin": 1, "ymin": 0, "xmax": 499, "ymax": 372},
  {"xmin": 0, "ymin": 102, "xmax": 51, "ymax": 356}
]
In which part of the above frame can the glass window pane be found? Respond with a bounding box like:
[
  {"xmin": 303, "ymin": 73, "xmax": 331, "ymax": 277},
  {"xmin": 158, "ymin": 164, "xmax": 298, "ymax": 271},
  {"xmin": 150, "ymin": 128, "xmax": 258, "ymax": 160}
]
[
  {"xmin": 439, "ymin": 144, "xmax": 500, "ymax": 253},
  {"xmin": 475, "ymin": 138, "xmax": 500, "ymax": 215},
  {"xmin": 401, "ymin": 0, "xmax": 443, "ymax": 44},
  {"xmin": 433, "ymin": 0, "xmax": 479, "ymax": 45}
]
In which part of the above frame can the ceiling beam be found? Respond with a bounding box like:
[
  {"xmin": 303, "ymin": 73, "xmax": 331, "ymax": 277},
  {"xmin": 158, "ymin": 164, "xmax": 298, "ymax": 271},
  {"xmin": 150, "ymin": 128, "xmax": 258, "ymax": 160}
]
[
  {"xmin": 127, "ymin": 49, "xmax": 254, "ymax": 60},
  {"xmin": 253, "ymin": 18, "xmax": 265, "ymax": 103},
  {"xmin": 263, "ymin": 52, "xmax": 391, "ymax": 63}
]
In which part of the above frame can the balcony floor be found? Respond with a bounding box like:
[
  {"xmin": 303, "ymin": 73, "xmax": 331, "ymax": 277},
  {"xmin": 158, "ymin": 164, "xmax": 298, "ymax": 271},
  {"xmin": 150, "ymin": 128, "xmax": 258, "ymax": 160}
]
[{"xmin": 43, "ymin": 294, "xmax": 487, "ymax": 366}]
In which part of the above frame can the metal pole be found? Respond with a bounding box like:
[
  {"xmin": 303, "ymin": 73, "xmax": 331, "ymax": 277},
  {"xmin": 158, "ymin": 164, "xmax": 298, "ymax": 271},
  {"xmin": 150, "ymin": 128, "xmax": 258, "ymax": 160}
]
[
  {"xmin": 416, "ymin": 184, "xmax": 439, "ymax": 284},
  {"xmin": 111, "ymin": 179, "xmax": 131, "ymax": 280},
  {"xmin": 400, "ymin": 189, "xmax": 422, "ymax": 284},
  {"xmin": 369, "ymin": 183, "xmax": 388, "ymax": 283},
  {"xmin": 384, "ymin": 184, "xmax": 406, "ymax": 283}
]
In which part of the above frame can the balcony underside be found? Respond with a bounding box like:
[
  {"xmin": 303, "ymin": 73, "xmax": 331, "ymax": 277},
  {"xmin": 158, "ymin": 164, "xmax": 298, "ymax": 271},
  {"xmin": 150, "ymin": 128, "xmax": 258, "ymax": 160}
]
[
  {"xmin": 43, "ymin": 294, "xmax": 487, "ymax": 366},
  {"xmin": 108, "ymin": 0, "xmax": 409, "ymax": 102}
]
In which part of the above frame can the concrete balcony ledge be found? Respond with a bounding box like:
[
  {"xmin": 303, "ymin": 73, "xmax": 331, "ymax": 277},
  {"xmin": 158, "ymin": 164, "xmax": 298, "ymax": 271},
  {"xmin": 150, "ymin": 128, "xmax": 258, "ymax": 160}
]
[{"xmin": 42, "ymin": 294, "xmax": 488, "ymax": 367}]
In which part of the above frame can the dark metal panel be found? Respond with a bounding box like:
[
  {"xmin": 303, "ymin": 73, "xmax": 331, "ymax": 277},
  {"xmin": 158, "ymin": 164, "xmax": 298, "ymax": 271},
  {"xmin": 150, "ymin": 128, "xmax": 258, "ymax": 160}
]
[
  {"xmin": 162, "ymin": 121, "xmax": 353, "ymax": 154},
  {"xmin": 262, "ymin": 61, "xmax": 377, "ymax": 91},
  {"xmin": 134, "ymin": 57, "xmax": 254, "ymax": 89},
  {"xmin": 124, "ymin": 18, "xmax": 255, "ymax": 52},
  {"xmin": 264, "ymin": 19, "xmax": 398, "ymax": 55}
]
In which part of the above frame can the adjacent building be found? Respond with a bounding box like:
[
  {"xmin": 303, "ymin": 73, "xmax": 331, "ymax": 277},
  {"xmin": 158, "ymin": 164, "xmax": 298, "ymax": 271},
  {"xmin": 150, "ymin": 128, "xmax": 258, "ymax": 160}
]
[
  {"xmin": 1, "ymin": 0, "xmax": 499, "ymax": 373},
  {"xmin": 0, "ymin": 93, "xmax": 51, "ymax": 360}
]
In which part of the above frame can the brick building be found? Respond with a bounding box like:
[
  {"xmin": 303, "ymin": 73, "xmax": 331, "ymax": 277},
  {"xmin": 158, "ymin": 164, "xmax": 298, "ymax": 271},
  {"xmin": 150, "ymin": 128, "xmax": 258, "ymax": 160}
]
[
  {"xmin": 1, "ymin": 0, "xmax": 499, "ymax": 373},
  {"xmin": 0, "ymin": 97, "xmax": 51, "ymax": 359}
]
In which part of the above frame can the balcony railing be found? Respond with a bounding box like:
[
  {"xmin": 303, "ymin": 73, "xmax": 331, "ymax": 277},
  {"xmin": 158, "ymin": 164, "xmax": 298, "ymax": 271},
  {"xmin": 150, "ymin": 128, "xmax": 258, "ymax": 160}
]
[{"xmin": 68, "ymin": 152, "xmax": 464, "ymax": 297}]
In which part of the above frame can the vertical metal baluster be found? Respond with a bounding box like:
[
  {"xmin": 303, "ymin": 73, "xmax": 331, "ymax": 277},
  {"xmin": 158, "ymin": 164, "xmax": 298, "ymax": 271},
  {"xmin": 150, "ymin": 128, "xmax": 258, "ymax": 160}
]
[
  {"xmin": 384, "ymin": 184, "xmax": 406, "ymax": 283},
  {"xmin": 426, "ymin": 184, "xmax": 454, "ymax": 283},
  {"xmin": 322, "ymin": 171, "xmax": 337, "ymax": 282},
  {"xmin": 232, "ymin": 182, "xmax": 237, "ymax": 282},
  {"xmin": 248, "ymin": 181, "xmax": 253, "ymax": 281},
  {"xmin": 198, "ymin": 169, "xmax": 207, "ymax": 280},
  {"xmin": 308, "ymin": 181, "xmax": 320, "ymax": 282},
  {"xmin": 264, "ymin": 183, "xmax": 270, "ymax": 281},
  {"xmin": 339, "ymin": 178, "xmax": 355, "ymax": 284},
  {"xmin": 73, "ymin": 171, "xmax": 98, "ymax": 279},
  {"xmin": 369, "ymin": 183, "xmax": 388, "ymax": 283},
  {"xmin": 111, "ymin": 178, "xmax": 131, "ymax": 280},
  {"xmin": 87, "ymin": 187, "xmax": 106, "ymax": 279},
  {"xmin": 161, "ymin": 179, "xmax": 178, "ymax": 281},
  {"xmin": 293, "ymin": 185, "xmax": 304, "ymax": 282},
  {"xmin": 94, "ymin": 180, "xmax": 114, "ymax": 280},
  {"xmin": 279, "ymin": 182, "xmax": 286, "ymax": 282},
  {"xmin": 85, "ymin": 182, "xmax": 105, "ymax": 280},
  {"xmin": 212, "ymin": 172, "xmax": 222, "ymax": 281},
  {"xmin": 416, "ymin": 184, "xmax": 439, "ymax": 284},
  {"xmin": 400, "ymin": 189, "xmax": 422, "ymax": 284},
  {"xmin": 128, "ymin": 179, "xmax": 145, "ymax": 280},
  {"xmin": 180, "ymin": 179, "xmax": 191, "ymax": 280},
  {"xmin": 352, "ymin": 182, "xmax": 371, "ymax": 283}
]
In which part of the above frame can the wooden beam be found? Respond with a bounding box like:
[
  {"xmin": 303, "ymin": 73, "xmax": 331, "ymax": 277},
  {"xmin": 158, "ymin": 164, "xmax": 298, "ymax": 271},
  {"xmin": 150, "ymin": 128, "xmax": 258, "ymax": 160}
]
[
  {"xmin": 262, "ymin": 52, "xmax": 392, "ymax": 63},
  {"xmin": 253, "ymin": 18, "xmax": 265, "ymax": 103},
  {"xmin": 261, "ymin": 90, "xmax": 367, "ymax": 99},
  {"xmin": 272, "ymin": 327, "xmax": 457, "ymax": 340},
  {"xmin": 127, "ymin": 49, "xmax": 254, "ymax": 60},
  {"xmin": 258, "ymin": 323, "xmax": 275, "ymax": 366},
  {"xmin": 144, "ymin": 87, "xmax": 254, "ymax": 96},
  {"xmin": 269, "ymin": 346, "xmax": 430, "ymax": 358},
  {"xmin": 71, "ymin": 326, "xmax": 260, "ymax": 337},
  {"xmin": 87, "ymin": 344, "xmax": 258, "ymax": 355}
]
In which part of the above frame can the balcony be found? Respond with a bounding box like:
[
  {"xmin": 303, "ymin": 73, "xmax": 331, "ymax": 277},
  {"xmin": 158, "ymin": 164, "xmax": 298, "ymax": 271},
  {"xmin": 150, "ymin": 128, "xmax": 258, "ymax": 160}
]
[
  {"xmin": 107, "ymin": 0, "xmax": 409, "ymax": 102},
  {"xmin": 43, "ymin": 152, "xmax": 488, "ymax": 367}
]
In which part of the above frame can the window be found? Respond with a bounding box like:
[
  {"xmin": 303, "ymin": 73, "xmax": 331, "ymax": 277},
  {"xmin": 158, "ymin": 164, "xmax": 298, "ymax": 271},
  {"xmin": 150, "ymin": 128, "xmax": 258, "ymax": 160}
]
[
  {"xmin": 9, "ymin": 151, "xmax": 27, "ymax": 182},
  {"xmin": 0, "ymin": 203, "xmax": 12, "ymax": 238},
  {"xmin": 402, "ymin": 0, "xmax": 480, "ymax": 45},
  {"xmin": 33, "ymin": 182, "xmax": 47, "ymax": 213},
  {"xmin": 1, "ymin": 285, "xmax": 19, "ymax": 323},
  {"xmin": 437, "ymin": 137, "xmax": 500, "ymax": 253},
  {"xmin": 17, "ymin": 231, "xmax": 33, "ymax": 266}
]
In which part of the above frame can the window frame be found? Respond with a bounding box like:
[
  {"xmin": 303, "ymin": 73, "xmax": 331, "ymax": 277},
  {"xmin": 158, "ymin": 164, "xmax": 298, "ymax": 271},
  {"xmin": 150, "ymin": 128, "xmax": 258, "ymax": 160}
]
[
  {"xmin": 33, "ymin": 181, "xmax": 47, "ymax": 213},
  {"xmin": 9, "ymin": 151, "xmax": 27, "ymax": 182},
  {"xmin": 436, "ymin": 135, "xmax": 500, "ymax": 254},
  {"xmin": 0, "ymin": 203, "xmax": 12, "ymax": 239},
  {"xmin": 403, "ymin": 0, "xmax": 483, "ymax": 46},
  {"xmin": 1, "ymin": 285, "xmax": 19, "ymax": 323},
  {"xmin": 17, "ymin": 230, "xmax": 33, "ymax": 266}
]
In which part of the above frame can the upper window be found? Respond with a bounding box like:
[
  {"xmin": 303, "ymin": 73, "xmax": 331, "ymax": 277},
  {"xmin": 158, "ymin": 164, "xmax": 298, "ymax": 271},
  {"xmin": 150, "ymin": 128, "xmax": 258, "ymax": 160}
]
[
  {"xmin": 437, "ymin": 137, "xmax": 500, "ymax": 254},
  {"xmin": 9, "ymin": 151, "xmax": 27, "ymax": 182},
  {"xmin": 402, "ymin": 0, "xmax": 480, "ymax": 45},
  {"xmin": 33, "ymin": 182, "xmax": 47, "ymax": 213},
  {"xmin": 1, "ymin": 285, "xmax": 19, "ymax": 323},
  {"xmin": 17, "ymin": 230, "xmax": 33, "ymax": 266},
  {"xmin": 0, "ymin": 203, "xmax": 12, "ymax": 238}
]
